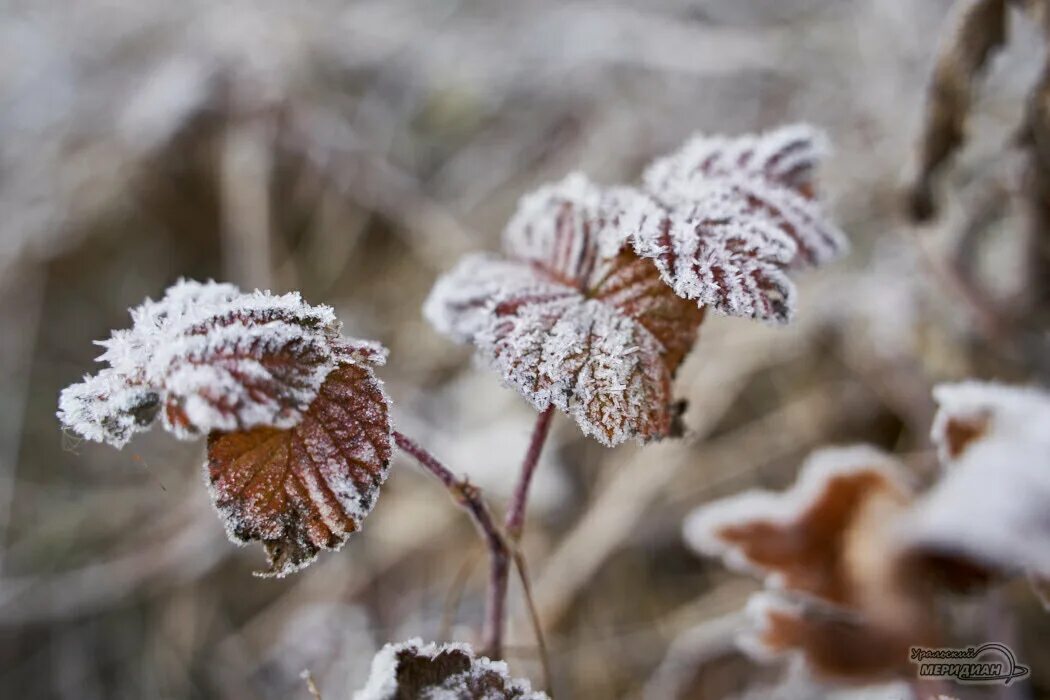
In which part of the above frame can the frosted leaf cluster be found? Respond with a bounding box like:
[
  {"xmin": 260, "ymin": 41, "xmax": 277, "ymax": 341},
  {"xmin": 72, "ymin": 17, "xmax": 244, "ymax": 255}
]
[
  {"xmin": 426, "ymin": 125, "xmax": 845, "ymax": 446},
  {"xmin": 353, "ymin": 638, "xmax": 548, "ymax": 700},
  {"xmin": 58, "ymin": 278, "xmax": 385, "ymax": 447},
  {"xmin": 681, "ymin": 382, "xmax": 1050, "ymax": 681}
]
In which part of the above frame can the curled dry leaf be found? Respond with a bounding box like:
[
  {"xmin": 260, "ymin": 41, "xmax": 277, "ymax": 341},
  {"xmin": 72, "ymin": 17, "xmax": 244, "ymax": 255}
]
[
  {"xmin": 684, "ymin": 445, "xmax": 913, "ymax": 606},
  {"xmin": 906, "ymin": 0, "xmax": 1008, "ymax": 221},
  {"xmin": 684, "ymin": 446, "xmax": 933, "ymax": 681},
  {"xmin": 426, "ymin": 126, "xmax": 845, "ymax": 446},
  {"xmin": 58, "ymin": 279, "xmax": 392, "ymax": 576},
  {"xmin": 904, "ymin": 381, "xmax": 1050, "ymax": 587},
  {"xmin": 353, "ymin": 638, "xmax": 548, "ymax": 700}
]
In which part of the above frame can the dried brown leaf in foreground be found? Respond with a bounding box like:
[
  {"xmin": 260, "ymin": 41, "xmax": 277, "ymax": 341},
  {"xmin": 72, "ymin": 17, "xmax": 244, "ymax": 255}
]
[
  {"xmin": 353, "ymin": 638, "xmax": 548, "ymax": 700},
  {"xmin": 58, "ymin": 279, "xmax": 393, "ymax": 576},
  {"xmin": 684, "ymin": 446, "xmax": 912, "ymax": 606},
  {"xmin": 684, "ymin": 446, "xmax": 934, "ymax": 681}
]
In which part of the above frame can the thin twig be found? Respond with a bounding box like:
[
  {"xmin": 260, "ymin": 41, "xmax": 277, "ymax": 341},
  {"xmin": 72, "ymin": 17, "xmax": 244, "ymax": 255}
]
[
  {"xmin": 439, "ymin": 550, "xmax": 481, "ymax": 642},
  {"xmin": 392, "ymin": 431, "xmax": 510, "ymax": 656},
  {"xmin": 512, "ymin": 549, "xmax": 553, "ymax": 697}
]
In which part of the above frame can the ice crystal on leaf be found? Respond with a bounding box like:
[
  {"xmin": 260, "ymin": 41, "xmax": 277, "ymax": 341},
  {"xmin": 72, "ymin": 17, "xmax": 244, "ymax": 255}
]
[
  {"xmin": 58, "ymin": 279, "xmax": 392, "ymax": 576},
  {"xmin": 426, "ymin": 126, "xmax": 845, "ymax": 447},
  {"xmin": 353, "ymin": 638, "xmax": 548, "ymax": 700}
]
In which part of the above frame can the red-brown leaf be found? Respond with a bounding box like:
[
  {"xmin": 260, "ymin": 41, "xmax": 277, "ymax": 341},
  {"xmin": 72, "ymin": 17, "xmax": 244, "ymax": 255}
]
[{"xmin": 207, "ymin": 362, "xmax": 391, "ymax": 577}]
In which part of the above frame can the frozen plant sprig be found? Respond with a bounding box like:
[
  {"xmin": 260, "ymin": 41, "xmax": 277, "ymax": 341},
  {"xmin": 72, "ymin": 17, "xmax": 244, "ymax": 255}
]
[
  {"xmin": 56, "ymin": 279, "xmax": 549, "ymax": 681},
  {"xmin": 58, "ymin": 279, "xmax": 394, "ymax": 577},
  {"xmin": 426, "ymin": 124, "xmax": 848, "ymax": 450}
]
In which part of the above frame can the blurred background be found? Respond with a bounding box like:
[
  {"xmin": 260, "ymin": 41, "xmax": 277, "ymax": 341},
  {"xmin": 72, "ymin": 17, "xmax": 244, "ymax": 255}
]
[{"xmin": 2, "ymin": 0, "xmax": 1049, "ymax": 698}]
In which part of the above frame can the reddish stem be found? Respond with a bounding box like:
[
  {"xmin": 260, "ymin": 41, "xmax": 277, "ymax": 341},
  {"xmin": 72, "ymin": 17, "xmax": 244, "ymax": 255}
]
[
  {"xmin": 392, "ymin": 406, "xmax": 554, "ymax": 660},
  {"xmin": 504, "ymin": 406, "xmax": 555, "ymax": 541},
  {"xmin": 392, "ymin": 431, "xmax": 509, "ymax": 655},
  {"xmin": 485, "ymin": 406, "xmax": 556, "ymax": 656}
]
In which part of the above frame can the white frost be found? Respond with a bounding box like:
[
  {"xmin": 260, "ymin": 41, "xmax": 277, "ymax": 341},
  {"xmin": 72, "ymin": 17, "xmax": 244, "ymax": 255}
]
[
  {"xmin": 642, "ymin": 124, "xmax": 848, "ymax": 268},
  {"xmin": 58, "ymin": 278, "xmax": 386, "ymax": 447},
  {"xmin": 903, "ymin": 381, "xmax": 1050, "ymax": 580}
]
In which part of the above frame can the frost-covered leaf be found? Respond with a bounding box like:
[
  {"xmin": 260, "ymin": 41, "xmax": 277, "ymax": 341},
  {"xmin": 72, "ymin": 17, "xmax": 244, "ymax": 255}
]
[
  {"xmin": 426, "ymin": 125, "xmax": 847, "ymax": 443},
  {"xmin": 683, "ymin": 447, "xmax": 936, "ymax": 681},
  {"xmin": 58, "ymin": 279, "xmax": 393, "ymax": 576},
  {"xmin": 207, "ymin": 362, "xmax": 391, "ymax": 577},
  {"xmin": 904, "ymin": 381, "xmax": 1050, "ymax": 586},
  {"xmin": 683, "ymin": 445, "xmax": 912, "ymax": 605},
  {"xmin": 58, "ymin": 279, "xmax": 385, "ymax": 447},
  {"xmin": 353, "ymin": 638, "xmax": 548, "ymax": 700},
  {"xmin": 425, "ymin": 175, "xmax": 703, "ymax": 447},
  {"xmin": 643, "ymin": 124, "xmax": 847, "ymax": 269}
]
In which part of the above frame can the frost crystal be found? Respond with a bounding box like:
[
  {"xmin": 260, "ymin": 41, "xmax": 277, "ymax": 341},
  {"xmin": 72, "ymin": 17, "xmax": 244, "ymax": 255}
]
[
  {"xmin": 353, "ymin": 638, "xmax": 548, "ymax": 700},
  {"xmin": 904, "ymin": 381, "xmax": 1050, "ymax": 582},
  {"xmin": 426, "ymin": 125, "xmax": 846, "ymax": 446},
  {"xmin": 58, "ymin": 279, "xmax": 393, "ymax": 577},
  {"xmin": 58, "ymin": 278, "xmax": 386, "ymax": 447}
]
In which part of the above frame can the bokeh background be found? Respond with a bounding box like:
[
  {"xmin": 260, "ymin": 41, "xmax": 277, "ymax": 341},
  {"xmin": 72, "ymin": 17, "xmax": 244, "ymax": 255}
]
[{"xmin": 2, "ymin": 1, "xmax": 1049, "ymax": 698}]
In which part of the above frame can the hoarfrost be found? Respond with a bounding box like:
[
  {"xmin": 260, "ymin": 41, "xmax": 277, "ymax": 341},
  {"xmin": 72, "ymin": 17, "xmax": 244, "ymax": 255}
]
[
  {"xmin": 58, "ymin": 278, "xmax": 386, "ymax": 447},
  {"xmin": 353, "ymin": 638, "xmax": 548, "ymax": 700},
  {"xmin": 642, "ymin": 124, "xmax": 848, "ymax": 268}
]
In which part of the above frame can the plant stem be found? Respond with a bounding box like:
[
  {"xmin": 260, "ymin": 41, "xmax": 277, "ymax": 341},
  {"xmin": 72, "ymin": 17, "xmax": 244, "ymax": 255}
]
[
  {"xmin": 504, "ymin": 406, "xmax": 555, "ymax": 541},
  {"xmin": 392, "ymin": 407, "xmax": 554, "ymax": 661},
  {"xmin": 486, "ymin": 406, "xmax": 556, "ymax": 657},
  {"xmin": 392, "ymin": 431, "xmax": 510, "ymax": 654}
]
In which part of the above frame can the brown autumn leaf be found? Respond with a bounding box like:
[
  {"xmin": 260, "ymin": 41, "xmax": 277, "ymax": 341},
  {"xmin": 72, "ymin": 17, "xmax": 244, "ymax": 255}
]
[
  {"xmin": 684, "ymin": 446, "xmax": 936, "ymax": 681},
  {"xmin": 742, "ymin": 592, "xmax": 928, "ymax": 682},
  {"xmin": 684, "ymin": 446, "xmax": 913, "ymax": 607}
]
